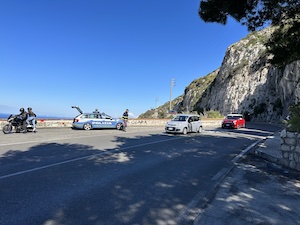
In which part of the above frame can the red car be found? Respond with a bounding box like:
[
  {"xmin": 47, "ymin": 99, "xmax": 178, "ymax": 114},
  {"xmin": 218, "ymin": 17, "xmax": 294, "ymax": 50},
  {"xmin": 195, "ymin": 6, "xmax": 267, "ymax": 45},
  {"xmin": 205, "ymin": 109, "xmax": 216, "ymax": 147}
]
[{"xmin": 222, "ymin": 114, "xmax": 246, "ymax": 129}]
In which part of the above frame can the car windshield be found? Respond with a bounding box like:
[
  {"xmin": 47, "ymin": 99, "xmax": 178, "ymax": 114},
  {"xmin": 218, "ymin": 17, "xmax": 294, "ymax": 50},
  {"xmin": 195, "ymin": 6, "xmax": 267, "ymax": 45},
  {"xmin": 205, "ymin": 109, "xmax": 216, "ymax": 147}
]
[
  {"xmin": 172, "ymin": 116, "xmax": 188, "ymax": 121},
  {"xmin": 227, "ymin": 115, "xmax": 242, "ymax": 120}
]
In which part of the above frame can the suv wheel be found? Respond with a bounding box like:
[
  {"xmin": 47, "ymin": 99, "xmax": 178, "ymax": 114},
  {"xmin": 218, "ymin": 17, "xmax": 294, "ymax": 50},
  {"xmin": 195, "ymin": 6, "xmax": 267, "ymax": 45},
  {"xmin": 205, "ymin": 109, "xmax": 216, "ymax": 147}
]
[{"xmin": 182, "ymin": 128, "xmax": 187, "ymax": 135}]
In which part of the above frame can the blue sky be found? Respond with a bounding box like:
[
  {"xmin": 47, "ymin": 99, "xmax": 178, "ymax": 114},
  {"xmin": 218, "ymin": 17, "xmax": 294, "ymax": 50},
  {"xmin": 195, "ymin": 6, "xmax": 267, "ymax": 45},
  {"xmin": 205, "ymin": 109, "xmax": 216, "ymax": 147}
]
[{"xmin": 0, "ymin": 0, "xmax": 249, "ymax": 118}]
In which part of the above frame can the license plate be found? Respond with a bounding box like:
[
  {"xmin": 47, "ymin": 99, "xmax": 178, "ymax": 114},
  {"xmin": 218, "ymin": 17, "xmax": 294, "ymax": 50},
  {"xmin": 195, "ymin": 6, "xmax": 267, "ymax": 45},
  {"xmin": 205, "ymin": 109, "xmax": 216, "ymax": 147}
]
[
  {"xmin": 168, "ymin": 127, "xmax": 174, "ymax": 131},
  {"xmin": 226, "ymin": 124, "xmax": 230, "ymax": 126}
]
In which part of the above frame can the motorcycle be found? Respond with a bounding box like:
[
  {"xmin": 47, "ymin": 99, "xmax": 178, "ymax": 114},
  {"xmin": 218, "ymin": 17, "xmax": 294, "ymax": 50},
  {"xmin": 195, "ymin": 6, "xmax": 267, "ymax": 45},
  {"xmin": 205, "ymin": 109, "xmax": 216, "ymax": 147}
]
[{"xmin": 2, "ymin": 114, "xmax": 36, "ymax": 134}]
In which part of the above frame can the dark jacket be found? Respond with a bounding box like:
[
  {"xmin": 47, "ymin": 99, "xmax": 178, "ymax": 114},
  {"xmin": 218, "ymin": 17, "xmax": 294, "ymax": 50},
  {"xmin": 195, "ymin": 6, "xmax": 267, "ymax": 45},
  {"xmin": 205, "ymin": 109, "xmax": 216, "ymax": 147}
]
[
  {"xmin": 122, "ymin": 111, "xmax": 128, "ymax": 120},
  {"xmin": 18, "ymin": 111, "xmax": 28, "ymax": 121}
]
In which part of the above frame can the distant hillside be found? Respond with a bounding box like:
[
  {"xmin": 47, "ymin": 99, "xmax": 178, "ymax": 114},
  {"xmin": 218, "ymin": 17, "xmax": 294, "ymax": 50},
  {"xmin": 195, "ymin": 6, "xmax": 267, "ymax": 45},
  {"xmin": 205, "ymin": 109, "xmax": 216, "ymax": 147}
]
[{"xmin": 138, "ymin": 70, "xmax": 218, "ymax": 119}]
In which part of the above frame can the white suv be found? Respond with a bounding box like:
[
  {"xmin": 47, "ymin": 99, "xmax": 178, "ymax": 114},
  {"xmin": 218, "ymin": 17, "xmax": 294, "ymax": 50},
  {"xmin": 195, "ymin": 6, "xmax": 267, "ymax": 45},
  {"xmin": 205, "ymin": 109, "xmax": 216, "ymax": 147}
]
[{"xmin": 165, "ymin": 114, "xmax": 203, "ymax": 135}]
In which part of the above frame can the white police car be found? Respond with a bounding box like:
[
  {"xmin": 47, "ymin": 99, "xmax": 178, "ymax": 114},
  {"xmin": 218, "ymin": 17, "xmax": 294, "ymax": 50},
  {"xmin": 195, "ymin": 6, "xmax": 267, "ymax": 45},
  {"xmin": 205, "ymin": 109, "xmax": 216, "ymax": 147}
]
[
  {"xmin": 71, "ymin": 106, "xmax": 124, "ymax": 130},
  {"xmin": 165, "ymin": 114, "xmax": 203, "ymax": 135}
]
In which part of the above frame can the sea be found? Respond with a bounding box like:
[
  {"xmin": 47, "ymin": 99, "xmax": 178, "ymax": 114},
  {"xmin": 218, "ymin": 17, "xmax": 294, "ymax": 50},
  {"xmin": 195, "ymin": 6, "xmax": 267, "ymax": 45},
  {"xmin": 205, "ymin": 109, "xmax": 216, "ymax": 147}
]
[{"xmin": 0, "ymin": 113, "xmax": 72, "ymax": 120}]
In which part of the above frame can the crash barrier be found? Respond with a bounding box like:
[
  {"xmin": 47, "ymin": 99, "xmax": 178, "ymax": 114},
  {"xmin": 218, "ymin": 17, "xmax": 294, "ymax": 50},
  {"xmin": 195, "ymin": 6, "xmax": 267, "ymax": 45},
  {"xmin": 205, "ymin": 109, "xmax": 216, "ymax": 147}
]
[
  {"xmin": 280, "ymin": 129, "xmax": 300, "ymax": 171},
  {"xmin": 0, "ymin": 118, "xmax": 223, "ymax": 129}
]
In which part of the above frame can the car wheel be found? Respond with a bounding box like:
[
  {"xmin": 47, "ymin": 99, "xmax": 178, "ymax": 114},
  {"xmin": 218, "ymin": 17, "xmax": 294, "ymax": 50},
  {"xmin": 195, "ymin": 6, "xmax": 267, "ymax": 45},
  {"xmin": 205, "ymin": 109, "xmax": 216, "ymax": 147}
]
[
  {"xmin": 116, "ymin": 123, "xmax": 123, "ymax": 130},
  {"xmin": 197, "ymin": 126, "xmax": 203, "ymax": 133},
  {"xmin": 83, "ymin": 123, "xmax": 92, "ymax": 130},
  {"xmin": 182, "ymin": 128, "xmax": 187, "ymax": 135}
]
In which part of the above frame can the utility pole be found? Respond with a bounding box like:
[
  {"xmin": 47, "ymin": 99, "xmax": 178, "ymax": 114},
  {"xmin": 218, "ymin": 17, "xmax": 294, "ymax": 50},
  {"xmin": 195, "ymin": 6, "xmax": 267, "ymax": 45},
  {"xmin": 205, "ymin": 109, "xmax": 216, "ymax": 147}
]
[
  {"xmin": 155, "ymin": 97, "xmax": 158, "ymax": 109},
  {"xmin": 169, "ymin": 78, "xmax": 176, "ymax": 111}
]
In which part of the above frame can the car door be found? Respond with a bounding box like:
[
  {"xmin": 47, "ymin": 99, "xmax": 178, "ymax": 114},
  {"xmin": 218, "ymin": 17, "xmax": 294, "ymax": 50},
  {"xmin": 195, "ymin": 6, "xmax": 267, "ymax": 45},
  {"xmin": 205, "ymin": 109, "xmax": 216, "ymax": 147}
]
[
  {"xmin": 187, "ymin": 116, "xmax": 193, "ymax": 132},
  {"xmin": 191, "ymin": 116, "xmax": 200, "ymax": 132},
  {"xmin": 101, "ymin": 115, "xmax": 115, "ymax": 128},
  {"xmin": 237, "ymin": 117, "xmax": 242, "ymax": 127},
  {"xmin": 89, "ymin": 114, "xmax": 103, "ymax": 129},
  {"xmin": 239, "ymin": 116, "xmax": 245, "ymax": 127}
]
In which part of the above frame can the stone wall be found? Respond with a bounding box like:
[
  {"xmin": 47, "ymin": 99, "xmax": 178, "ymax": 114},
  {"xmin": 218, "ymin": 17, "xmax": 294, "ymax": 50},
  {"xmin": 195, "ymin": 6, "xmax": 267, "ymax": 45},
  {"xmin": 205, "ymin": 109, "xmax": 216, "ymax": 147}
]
[
  {"xmin": 280, "ymin": 129, "xmax": 300, "ymax": 171},
  {"xmin": 0, "ymin": 118, "xmax": 223, "ymax": 129}
]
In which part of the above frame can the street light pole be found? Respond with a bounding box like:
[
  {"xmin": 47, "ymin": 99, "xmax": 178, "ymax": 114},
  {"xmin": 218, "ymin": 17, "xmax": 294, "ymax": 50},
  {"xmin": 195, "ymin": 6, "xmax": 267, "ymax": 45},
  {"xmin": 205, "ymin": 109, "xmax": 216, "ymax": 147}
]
[
  {"xmin": 169, "ymin": 78, "xmax": 176, "ymax": 111},
  {"xmin": 155, "ymin": 97, "xmax": 158, "ymax": 109}
]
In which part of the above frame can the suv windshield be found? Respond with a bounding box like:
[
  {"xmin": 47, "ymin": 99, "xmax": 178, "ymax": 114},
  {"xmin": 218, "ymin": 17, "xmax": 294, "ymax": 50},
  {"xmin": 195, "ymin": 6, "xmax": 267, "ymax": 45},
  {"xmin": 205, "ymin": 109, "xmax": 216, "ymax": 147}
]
[{"xmin": 172, "ymin": 116, "xmax": 188, "ymax": 121}]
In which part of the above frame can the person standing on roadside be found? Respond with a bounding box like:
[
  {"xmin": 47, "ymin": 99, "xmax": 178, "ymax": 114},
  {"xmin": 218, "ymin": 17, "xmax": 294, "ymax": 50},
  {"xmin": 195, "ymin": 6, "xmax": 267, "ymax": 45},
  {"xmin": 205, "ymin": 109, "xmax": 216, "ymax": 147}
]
[
  {"xmin": 122, "ymin": 109, "xmax": 129, "ymax": 131},
  {"xmin": 26, "ymin": 107, "xmax": 37, "ymax": 132}
]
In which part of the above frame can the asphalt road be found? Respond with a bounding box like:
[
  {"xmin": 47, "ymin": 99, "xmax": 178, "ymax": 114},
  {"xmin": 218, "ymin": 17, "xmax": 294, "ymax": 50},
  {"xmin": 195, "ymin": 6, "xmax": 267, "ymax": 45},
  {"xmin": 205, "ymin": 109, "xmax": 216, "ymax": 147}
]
[{"xmin": 0, "ymin": 123, "xmax": 282, "ymax": 225}]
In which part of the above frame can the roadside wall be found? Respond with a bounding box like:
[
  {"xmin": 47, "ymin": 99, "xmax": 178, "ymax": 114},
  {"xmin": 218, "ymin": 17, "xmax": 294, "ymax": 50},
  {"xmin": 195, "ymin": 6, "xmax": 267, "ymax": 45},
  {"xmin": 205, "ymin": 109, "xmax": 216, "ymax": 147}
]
[
  {"xmin": 280, "ymin": 130, "xmax": 300, "ymax": 171},
  {"xmin": 0, "ymin": 118, "xmax": 223, "ymax": 129}
]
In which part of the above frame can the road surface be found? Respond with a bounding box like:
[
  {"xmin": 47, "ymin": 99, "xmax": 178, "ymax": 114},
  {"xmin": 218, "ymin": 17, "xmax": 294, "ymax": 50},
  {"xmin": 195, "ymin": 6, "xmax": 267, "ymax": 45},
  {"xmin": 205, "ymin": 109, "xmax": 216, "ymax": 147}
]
[{"xmin": 0, "ymin": 124, "xmax": 281, "ymax": 225}]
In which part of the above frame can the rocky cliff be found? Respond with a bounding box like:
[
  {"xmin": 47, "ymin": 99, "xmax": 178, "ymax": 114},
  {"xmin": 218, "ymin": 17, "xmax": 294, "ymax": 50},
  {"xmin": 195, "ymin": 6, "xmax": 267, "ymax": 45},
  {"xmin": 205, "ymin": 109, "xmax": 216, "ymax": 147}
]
[
  {"xmin": 140, "ymin": 26, "xmax": 300, "ymax": 122},
  {"xmin": 193, "ymin": 27, "xmax": 299, "ymax": 122}
]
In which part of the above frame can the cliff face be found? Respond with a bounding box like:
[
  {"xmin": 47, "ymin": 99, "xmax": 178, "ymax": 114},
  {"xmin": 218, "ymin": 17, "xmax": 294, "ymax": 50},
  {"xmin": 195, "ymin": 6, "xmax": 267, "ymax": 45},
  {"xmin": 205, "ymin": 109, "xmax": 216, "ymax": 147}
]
[
  {"xmin": 139, "ymin": 26, "xmax": 300, "ymax": 121},
  {"xmin": 178, "ymin": 27, "xmax": 300, "ymax": 122}
]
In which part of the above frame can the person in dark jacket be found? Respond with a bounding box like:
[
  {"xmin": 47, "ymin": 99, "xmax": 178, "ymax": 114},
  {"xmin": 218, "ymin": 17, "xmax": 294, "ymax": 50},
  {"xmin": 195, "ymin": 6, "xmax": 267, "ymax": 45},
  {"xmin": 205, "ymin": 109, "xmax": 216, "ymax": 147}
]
[
  {"xmin": 17, "ymin": 108, "xmax": 28, "ymax": 133},
  {"xmin": 26, "ymin": 107, "xmax": 37, "ymax": 132},
  {"xmin": 122, "ymin": 109, "xmax": 129, "ymax": 131}
]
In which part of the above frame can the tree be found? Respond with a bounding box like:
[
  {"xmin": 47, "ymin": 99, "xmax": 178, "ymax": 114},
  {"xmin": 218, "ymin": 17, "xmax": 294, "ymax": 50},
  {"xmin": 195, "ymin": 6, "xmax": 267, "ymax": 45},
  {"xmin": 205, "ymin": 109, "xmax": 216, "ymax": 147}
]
[
  {"xmin": 287, "ymin": 103, "xmax": 300, "ymax": 132},
  {"xmin": 198, "ymin": 0, "xmax": 300, "ymax": 67}
]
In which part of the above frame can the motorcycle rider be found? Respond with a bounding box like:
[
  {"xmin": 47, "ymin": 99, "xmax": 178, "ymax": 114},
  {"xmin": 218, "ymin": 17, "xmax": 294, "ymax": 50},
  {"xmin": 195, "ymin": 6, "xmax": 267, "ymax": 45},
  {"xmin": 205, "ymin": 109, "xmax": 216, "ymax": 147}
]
[
  {"xmin": 26, "ymin": 107, "xmax": 37, "ymax": 132},
  {"xmin": 16, "ymin": 108, "xmax": 28, "ymax": 133}
]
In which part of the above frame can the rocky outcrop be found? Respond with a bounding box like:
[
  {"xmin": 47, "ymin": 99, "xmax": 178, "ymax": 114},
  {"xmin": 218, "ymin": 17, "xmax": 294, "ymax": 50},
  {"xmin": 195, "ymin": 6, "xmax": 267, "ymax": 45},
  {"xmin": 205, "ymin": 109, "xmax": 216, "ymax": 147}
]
[
  {"xmin": 180, "ymin": 27, "xmax": 300, "ymax": 122},
  {"xmin": 173, "ymin": 69, "xmax": 219, "ymax": 113},
  {"xmin": 140, "ymin": 26, "xmax": 300, "ymax": 122}
]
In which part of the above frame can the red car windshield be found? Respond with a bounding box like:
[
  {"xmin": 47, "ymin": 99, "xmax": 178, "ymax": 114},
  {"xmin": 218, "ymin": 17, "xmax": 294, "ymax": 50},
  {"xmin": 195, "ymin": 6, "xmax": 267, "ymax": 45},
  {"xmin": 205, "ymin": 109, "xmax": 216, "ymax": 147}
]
[{"xmin": 226, "ymin": 116, "xmax": 242, "ymax": 120}]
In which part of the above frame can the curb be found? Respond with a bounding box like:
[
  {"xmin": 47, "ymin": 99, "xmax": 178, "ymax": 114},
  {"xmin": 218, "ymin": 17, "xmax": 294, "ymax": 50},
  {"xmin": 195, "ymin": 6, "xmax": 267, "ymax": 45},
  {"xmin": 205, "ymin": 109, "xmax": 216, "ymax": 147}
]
[{"xmin": 193, "ymin": 135, "xmax": 269, "ymax": 225}]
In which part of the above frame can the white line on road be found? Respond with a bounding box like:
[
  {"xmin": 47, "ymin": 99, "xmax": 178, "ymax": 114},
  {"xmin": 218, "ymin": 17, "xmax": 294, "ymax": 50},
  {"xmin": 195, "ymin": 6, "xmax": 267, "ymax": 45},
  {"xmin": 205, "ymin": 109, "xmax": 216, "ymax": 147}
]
[
  {"xmin": 0, "ymin": 135, "xmax": 185, "ymax": 180},
  {"xmin": 0, "ymin": 128, "xmax": 163, "ymax": 147},
  {"xmin": 177, "ymin": 136, "xmax": 267, "ymax": 223}
]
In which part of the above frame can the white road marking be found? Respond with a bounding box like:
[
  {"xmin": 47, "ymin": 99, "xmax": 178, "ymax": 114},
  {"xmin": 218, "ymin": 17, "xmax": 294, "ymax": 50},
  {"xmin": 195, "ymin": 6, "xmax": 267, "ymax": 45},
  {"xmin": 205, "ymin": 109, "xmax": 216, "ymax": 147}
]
[
  {"xmin": 0, "ymin": 128, "xmax": 163, "ymax": 147},
  {"xmin": 211, "ymin": 168, "xmax": 228, "ymax": 181},
  {"xmin": 0, "ymin": 136, "xmax": 185, "ymax": 180},
  {"xmin": 177, "ymin": 136, "xmax": 267, "ymax": 223}
]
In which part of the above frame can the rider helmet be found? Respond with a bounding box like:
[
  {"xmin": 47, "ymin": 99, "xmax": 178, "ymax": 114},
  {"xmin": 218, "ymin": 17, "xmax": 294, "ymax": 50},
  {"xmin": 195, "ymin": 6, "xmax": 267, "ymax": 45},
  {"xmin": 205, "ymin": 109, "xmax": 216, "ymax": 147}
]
[
  {"xmin": 28, "ymin": 107, "xmax": 32, "ymax": 111},
  {"xmin": 20, "ymin": 108, "xmax": 24, "ymax": 112}
]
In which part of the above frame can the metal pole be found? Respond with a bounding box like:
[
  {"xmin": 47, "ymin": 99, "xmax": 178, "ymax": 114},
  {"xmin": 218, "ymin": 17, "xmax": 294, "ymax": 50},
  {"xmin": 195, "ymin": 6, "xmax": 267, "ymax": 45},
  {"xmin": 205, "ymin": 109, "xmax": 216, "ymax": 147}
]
[{"xmin": 169, "ymin": 78, "xmax": 175, "ymax": 111}]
